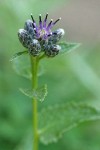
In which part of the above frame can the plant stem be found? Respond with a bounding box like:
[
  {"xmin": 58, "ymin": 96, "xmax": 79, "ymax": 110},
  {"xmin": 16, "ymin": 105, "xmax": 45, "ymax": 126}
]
[{"xmin": 30, "ymin": 56, "xmax": 39, "ymax": 150}]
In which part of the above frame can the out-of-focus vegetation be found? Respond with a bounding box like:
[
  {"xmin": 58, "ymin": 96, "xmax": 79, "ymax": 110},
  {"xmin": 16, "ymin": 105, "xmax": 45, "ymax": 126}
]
[{"xmin": 0, "ymin": 0, "xmax": 100, "ymax": 150}]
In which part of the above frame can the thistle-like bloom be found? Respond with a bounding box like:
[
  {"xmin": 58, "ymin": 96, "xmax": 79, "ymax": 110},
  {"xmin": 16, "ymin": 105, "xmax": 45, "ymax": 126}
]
[{"xmin": 18, "ymin": 13, "xmax": 65, "ymax": 57}]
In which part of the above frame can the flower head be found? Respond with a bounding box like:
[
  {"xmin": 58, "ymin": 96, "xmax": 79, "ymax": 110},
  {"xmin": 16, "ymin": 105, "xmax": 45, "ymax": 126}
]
[{"xmin": 18, "ymin": 13, "xmax": 65, "ymax": 57}]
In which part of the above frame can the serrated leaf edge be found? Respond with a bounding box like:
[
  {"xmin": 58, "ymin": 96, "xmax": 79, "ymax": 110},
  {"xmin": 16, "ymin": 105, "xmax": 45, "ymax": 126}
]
[{"xmin": 38, "ymin": 102, "xmax": 100, "ymax": 144}]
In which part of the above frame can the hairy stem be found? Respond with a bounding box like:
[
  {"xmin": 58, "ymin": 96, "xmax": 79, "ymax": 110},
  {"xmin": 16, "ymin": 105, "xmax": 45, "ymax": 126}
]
[{"xmin": 30, "ymin": 56, "xmax": 39, "ymax": 150}]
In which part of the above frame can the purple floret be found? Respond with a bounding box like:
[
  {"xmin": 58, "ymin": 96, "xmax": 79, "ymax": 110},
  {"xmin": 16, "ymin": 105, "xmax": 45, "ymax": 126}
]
[{"xmin": 30, "ymin": 13, "xmax": 61, "ymax": 40}]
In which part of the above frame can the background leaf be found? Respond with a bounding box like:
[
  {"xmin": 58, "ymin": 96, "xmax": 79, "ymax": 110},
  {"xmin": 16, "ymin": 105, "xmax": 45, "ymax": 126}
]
[
  {"xmin": 14, "ymin": 132, "xmax": 33, "ymax": 150},
  {"xmin": 38, "ymin": 102, "xmax": 100, "ymax": 144},
  {"xmin": 20, "ymin": 84, "xmax": 48, "ymax": 102},
  {"xmin": 59, "ymin": 42, "xmax": 81, "ymax": 54}
]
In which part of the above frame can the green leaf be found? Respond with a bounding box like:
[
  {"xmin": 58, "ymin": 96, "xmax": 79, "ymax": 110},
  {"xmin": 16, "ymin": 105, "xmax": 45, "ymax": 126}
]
[
  {"xmin": 12, "ymin": 54, "xmax": 32, "ymax": 79},
  {"xmin": 12, "ymin": 54, "xmax": 44, "ymax": 79},
  {"xmin": 38, "ymin": 102, "xmax": 100, "ymax": 144},
  {"xmin": 20, "ymin": 85, "xmax": 48, "ymax": 102},
  {"xmin": 59, "ymin": 42, "xmax": 81, "ymax": 54},
  {"xmin": 10, "ymin": 51, "xmax": 28, "ymax": 61}
]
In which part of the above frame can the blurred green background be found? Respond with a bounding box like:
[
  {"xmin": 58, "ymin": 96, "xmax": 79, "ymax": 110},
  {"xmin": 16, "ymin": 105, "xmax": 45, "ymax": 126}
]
[{"xmin": 0, "ymin": 0, "xmax": 100, "ymax": 149}]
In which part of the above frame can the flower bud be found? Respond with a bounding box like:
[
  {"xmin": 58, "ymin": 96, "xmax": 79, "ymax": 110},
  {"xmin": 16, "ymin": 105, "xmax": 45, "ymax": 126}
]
[
  {"xmin": 28, "ymin": 39, "xmax": 41, "ymax": 56},
  {"xmin": 18, "ymin": 29, "xmax": 32, "ymax": 48},
  {"xmin": 48, "ymin": 28, "xmax": 65, "ymax": 44},
  {"xmin": 45, "ymin": 44, "xmax": 61, "ymax": 57},
  {"xmin": 55, "ymin": 28, "xmax": 65, "ymax": 36},
  {"xmin": 24, "ymin": 20, "xmax": 36, "ymax": 38}
]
